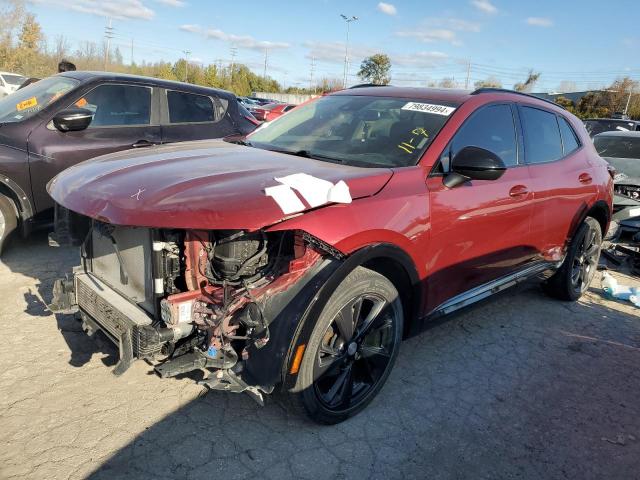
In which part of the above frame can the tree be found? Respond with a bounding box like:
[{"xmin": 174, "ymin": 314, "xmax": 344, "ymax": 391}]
[
  {"xmin": 514, "ymin": 70, "xmax": 541, "ymax": 92},
  {"xmin": 357, "ymin": 54, "xmax": 391, "ymax": 85},
  {"xmin": 474, "ymin": 76, "xmax": 502, "ymax": 89},
  {"xmin": 438, "ymin": 77, "xmax": 457, "ymax": 88},
  {"xmin": 18, "ymin": 13, "xmax": 42, "ymax": 51}
]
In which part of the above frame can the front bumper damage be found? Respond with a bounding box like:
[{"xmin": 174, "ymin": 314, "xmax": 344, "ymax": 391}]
[{"xmin": 50, "ymin": 244, "xmax": 341, "ymax": 404}]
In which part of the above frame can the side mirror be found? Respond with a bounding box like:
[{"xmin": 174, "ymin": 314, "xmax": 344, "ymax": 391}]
[
  {"xmin": 52, "ymin": 108, "xmax": 93, "ymax": 132},
  {"xmin": 443, "ymin": 146, "xmax": 507, "ymax": 188}
]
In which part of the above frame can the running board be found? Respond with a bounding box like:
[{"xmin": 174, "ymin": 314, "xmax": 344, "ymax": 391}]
[{"xmin": 428, "ymin": 261, "xmax": 559, "ymax": 319}]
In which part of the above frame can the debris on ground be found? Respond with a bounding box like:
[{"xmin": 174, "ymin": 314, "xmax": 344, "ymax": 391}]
[{"xmin": 601, "ymin": 272, "xmax": 640, "ymax": 308}]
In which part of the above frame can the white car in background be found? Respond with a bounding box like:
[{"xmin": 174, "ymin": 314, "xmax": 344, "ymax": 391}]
[{"xmin": 0, "ymin": 72, "xmax": 27, "ymax": 97}]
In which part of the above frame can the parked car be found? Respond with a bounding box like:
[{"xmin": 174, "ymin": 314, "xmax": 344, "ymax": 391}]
[
  {"xmin": 252, "ymin": 102, "xmax": 296, "ymax": 121},
  {"xmin": 593, "ymin": 130, "xmax": 640, "ymax": 222},
  {"xmin": 248, "ymin": 96, "xmax": 278, "ymax": 105},
  {"xmin": 0, "ymin": 71, "xmax": 27, "ymax": 97},
  {"xmin": 49, "ymin": 86, "xmax": 612, "ymax": 424},
  {"xmin": 0, "ymin": 71, "xmax": 257, "ymax": 252},
  {"xmin": 584, "ymin": 118, "xmax": 640, "ymax": 137}
]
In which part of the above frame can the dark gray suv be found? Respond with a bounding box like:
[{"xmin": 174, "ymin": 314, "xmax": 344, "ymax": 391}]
[{"xmin": 0, "ymin": 71, "xmax": 257, "ymax": 252}]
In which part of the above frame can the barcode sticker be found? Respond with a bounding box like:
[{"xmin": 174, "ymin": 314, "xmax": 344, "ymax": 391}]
[{"xmin": 401, "ymin": 102, "xmax": 455, "ymax": 116}]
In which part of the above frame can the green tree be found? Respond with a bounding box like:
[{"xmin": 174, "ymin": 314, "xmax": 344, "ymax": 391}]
[
  {"xmin": 357, "ymin": 54, "xmax": 391, "ymax": 85},
  {"xmin": 474, "ymin": 76, "xmax": 502, "ymax": 89}
]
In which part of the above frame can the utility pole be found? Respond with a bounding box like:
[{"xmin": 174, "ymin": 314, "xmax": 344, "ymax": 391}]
[
  {"xmin": 263, "ymin": 47, "xmax": 268, "ymax": 79},
  {"xmin": 130, "ymin": 38, "xmax": 134, "ymax": 66},
  {"xmin": 465, "ymin": 61, "xmax": 471, "ymax": 89},
  {"xmin": 230, "ymin": 46, "xmax": 238, "ymax": 82},
  {"xmin": 103, "ymin": 18, "xmax": 114, "ymax": 71},
  {"xmin": 309, "ymin": 56, "xmax": 316, "ymax": 93},
  {"xmin": 340, "ymin": 14, "xmax": 358, "ymax": 89},
  {"xmin": 183, "ymin": 50, "xmax": 191, "ymax": 82},
  {"xmin": 624, "ymin": 88, "xmax": 633, "ymax": 115}
]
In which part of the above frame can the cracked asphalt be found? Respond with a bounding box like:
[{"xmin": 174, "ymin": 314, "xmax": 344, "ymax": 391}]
[{"xmin": 1, "ymin": 232, "xmax": 639, "ymax": 480}]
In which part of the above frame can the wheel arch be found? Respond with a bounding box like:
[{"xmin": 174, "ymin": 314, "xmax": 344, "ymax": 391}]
[
  {"xmin": 569, "ymin": 200, "xmax": 610, "ymax": 241},
  {"xmin": 281, "ymin": 241, "xmax": 422, "ymax": 391},
  {"xmin": 0, "ymin": 176, "xmax": 34, "ymax": 234}
]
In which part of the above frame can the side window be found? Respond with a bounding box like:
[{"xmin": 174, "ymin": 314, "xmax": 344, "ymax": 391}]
[
  {"xmin": 558, "ymin": 116, "xmax": 580, "ymax": 154},
  {"xmin": 284, "ymin": 105, "xmax": 295, "ymax": 112},
  {"xmin": 79, "ymin": 84, "xmax": 151, "ymax": 127},
  {"xmin": 520, "ymin": 106, "xmax": 563, "ymax": 164},
  {"xmin": 445, "ymin": 103, "xmax": 518, "ymax": 170},
  {"xmin": 167, "ymin": 91, "xmax": 215, "ymax": 123}
]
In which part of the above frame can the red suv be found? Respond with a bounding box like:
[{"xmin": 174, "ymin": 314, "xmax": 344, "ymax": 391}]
[{"xmin": 49, "ymin": 87, "xmax": 613, "ymax": 424}]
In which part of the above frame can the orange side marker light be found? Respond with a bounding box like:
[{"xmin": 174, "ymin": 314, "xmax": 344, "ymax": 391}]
[{"xmin": 289, "ymin": 344, "xmax": 306, "ymax": 375}]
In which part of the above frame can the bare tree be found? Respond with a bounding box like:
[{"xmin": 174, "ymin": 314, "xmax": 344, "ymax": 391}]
[{"xmin": 53, "ymin": 34, "xmax": 71, "ymax": 62}]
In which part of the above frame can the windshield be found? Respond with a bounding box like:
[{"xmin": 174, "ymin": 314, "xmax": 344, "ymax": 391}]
[
  {"xmin": 246, "ymin": 94, "xmax": 457, "ymax": 168},
  {"xmin": 594, "ymin": 135, "xmax": 640, "ymax": 159},
  {"xmin": 0, "ymin": 76, "xmax": 79, "ymax": 123},
  {"xmin": 2, "ymin": 74, "xmax": 26, "ymax": 87}
]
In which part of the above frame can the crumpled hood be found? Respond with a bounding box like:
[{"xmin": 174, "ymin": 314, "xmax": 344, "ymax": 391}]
[{"xmin": 48, "ymin": 139, "xmax": 393, "ymax": 230}]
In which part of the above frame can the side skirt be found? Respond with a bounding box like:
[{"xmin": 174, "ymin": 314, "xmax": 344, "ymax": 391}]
[{"xmin": 426, "ymin": 260, "xmax": 561, "ymax": 320}]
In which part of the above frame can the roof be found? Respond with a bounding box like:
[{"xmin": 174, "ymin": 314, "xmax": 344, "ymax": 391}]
[
  {"xmin": 332, "ymin": 86, "xmax": 473, "ymax": 104},
  {"xmin": 593, "ymin": 131, "xmax": 640, "ymax": 138},
  {"xmin": 57, "ymin": 71, "xmax": 236, "ymax": 100}
]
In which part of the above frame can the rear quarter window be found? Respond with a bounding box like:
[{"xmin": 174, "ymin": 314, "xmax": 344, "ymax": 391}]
[{"xmin": 558, "ymin": 117, "xmax": 580, "ymax": 154}]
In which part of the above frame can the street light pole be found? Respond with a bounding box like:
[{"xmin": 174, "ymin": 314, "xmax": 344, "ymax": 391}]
[{"xmin": 340, "ymin": 14, "xmax": 358, "ymax": 89}]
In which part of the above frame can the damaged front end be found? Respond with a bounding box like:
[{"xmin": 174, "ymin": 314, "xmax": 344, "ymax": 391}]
[{"xmin": 50, "ymin": 212, "xmax": 340, "ymax": 404}]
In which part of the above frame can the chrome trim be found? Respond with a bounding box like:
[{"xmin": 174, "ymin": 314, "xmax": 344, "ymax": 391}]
[{"xmin": 428, "ymin": 260, "xmax": 561, "ymax": 318}]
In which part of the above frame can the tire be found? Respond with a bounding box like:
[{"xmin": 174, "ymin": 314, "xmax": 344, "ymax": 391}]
[
  {"xmin": 290, "ymin": 266, "xmax": 403, "ymax": 424},
  {"xmin": 0, "ymin": 194, "xmax": 17, "ymax": 255},
  {"xmin": 545, "ymin": 217, "xmax": 603, "ymax": 301}
]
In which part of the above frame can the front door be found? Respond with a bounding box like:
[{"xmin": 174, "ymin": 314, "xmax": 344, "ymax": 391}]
[
  {"xmin": 425, "ymin": 103, "xmax": 535, "ymax": 312},
  {"xmin": 28, "ymin": 83, "xmax": 161, "ymax": 212}
]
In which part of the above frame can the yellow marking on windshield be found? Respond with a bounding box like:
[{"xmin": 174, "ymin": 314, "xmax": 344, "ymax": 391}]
[{"xmin": 16, "ymin": 97, "xmax": 38, "ymax": 111}]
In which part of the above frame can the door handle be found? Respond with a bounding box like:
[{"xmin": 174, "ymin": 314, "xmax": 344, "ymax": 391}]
[
  {"xmin": 132, "ymin": 140, "xmax": 154, "ymax": 148},
  {"xmin": 509, "ymin": 185, "xmax": 529, "ymax": 197},
  {"xmin": 578, "ymin": 173, "xmax": 592, "ymax": 184}
]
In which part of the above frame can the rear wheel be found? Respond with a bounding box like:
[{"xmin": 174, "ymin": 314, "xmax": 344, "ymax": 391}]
[
  {"xmin": 292, "ymin": 266, "xmax": 403, "ymax": 424},
  {"xmin": 545, "ymin": 217, "xmax": 602, "ymax": 301},
  {"xmin": 0, "ymin": 194, "xmax": 17, "ymax": 255}
]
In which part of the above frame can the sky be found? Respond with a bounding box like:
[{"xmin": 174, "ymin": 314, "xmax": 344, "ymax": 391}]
[{"xmin": 26, "ymin": 0, "xmax": 640, "ymax": 92}]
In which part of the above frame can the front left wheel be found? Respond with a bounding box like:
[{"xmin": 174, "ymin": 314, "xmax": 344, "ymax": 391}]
[{"xmin": 291, "ymin": 266, "xmax": 403, "ymax": 424}]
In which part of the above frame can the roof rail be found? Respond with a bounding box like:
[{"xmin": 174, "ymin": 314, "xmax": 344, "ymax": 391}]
[
  {"xmin": 348, "ymin": 83, "xmax": 392, "ymax": 89},
  {"xmin": 470, "ymin": 87, "xmax": 566, "ymax": 110}
]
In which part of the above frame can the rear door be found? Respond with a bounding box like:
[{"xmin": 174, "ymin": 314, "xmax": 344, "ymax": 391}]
[
  {"xmin": 425, "ymin": 103, "xmax": 535, "ymax": 311},
  {"xmin": 520, "ymin": 105, "xmax": 596, "ymax": 260},
  {"xmin": 28, "ymin": 82, "xmax": 161, "ymax": 212},
  {"xmin": 160, "ymin": 89, "xmax": 237, "ymax": 143}
]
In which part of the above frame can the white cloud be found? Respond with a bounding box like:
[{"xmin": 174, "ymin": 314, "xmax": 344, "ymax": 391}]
[
  {"xmin": 397, "ymin": 29, "xmax": 459, "ymax": 44},
  {"xmin": 180, "ymin": 25, "xmax": 290, "ymax": 51},
  {"xmin": 395, "ymin": 17, "xmax": 480, "ymax": 46},
  {"xmin": 28, "ymin": 0, "xmax": 155, "ymax": 20},
  {"xmin": 426, "ymin": 17, "xmax": 481, "ymax": 32},
  {"xmin": 304, "ymin": 41, "xmax": 379, "ymax": 64},
  {"xmin": 392, "ymin": 51, "xmax": 449, "ymax": 68},
  {"xmin": 471, "ymin": 0, "xmax": 497, "ymax": 14},
  {"xmin": 526, "ymin": 17, "xmax": 553, "ymax": 27},
  {"xmin": 377, "ymin": 2, "xmax": 397, "ymax": 16},
  {"xmin": 154, "ymin": 0, "xmax": 185, "ymax": 6}
]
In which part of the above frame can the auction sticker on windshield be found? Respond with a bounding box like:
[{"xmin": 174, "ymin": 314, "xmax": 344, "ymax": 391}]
[
  {"xmin": 16, "ymin": 97, "xmax": 38, "ymax": 111},
  {"xmin": 402, "ymin": 102, "xmax": 455, "ymax": 116}
]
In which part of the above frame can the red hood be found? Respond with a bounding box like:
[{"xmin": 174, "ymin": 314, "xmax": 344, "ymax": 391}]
[{"xmin": 47, "ymin": 139, "xmax": 393, "ymax": 230}]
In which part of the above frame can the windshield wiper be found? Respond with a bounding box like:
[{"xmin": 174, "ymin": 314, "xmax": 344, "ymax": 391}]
[
  {"xmin": 228, "ymin": 138, "xmax": 253, "ymax": 147},
  {"xmin": 267, "ymin": 148, "xmax": 344, "ymax": 163}
]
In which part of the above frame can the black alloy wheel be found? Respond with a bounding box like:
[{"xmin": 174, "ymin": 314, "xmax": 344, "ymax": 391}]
[
  {"xmin": 291, "ymin": 266, "xmax": 403, "ymax": 424},
  {"xmin": 313, "ymin": 293, "xmax": 395, "ymax": 411}
]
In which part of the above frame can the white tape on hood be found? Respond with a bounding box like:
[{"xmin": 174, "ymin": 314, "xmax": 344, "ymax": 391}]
[{"xmin": 265, "ymin": 173, "xmax": 353, "ymax": 214}]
